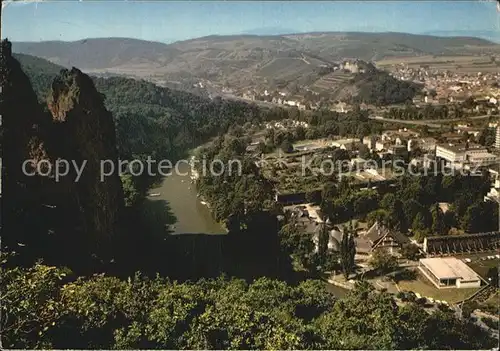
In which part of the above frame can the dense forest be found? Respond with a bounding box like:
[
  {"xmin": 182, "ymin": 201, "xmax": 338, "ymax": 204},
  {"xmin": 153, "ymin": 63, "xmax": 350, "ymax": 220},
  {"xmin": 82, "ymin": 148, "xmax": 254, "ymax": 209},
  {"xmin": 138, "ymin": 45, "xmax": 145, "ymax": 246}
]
[
  {"xmin": 320, "ymin": 172, "xmax": 498, "ymax": 241},
  {"xmin": 351, "ymin": 63, "xmax": 423, "ymax": 105},
  {"xmin": 4, "ymin": 258, "xmax": 495, "ymax": 349}
]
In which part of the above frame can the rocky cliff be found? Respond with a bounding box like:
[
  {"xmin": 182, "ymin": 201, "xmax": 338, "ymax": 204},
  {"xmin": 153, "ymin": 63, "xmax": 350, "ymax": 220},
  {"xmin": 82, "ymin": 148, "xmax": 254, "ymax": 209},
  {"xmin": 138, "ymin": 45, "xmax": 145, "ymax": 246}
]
[
  {"xmin": 47, "ymin": 68, "xmax": 125, "ymax": 244},
  {"xmin": 0, "ymin": 40, "xmax": 52, "ymax": 253}
]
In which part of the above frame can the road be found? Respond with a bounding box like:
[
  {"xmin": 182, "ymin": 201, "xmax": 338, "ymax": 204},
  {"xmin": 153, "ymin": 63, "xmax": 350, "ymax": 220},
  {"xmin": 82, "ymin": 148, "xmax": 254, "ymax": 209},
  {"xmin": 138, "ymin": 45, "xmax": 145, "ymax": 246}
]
[{"xmin": 369, "ymin": 114, "xmax": 496, "ymax": 128}]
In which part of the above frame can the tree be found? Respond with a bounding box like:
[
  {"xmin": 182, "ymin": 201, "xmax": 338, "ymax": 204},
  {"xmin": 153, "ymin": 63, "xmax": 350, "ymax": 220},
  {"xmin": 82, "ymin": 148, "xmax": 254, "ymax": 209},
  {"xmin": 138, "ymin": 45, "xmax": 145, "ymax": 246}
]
[
  {"xmin": 431, "ymin": 203, "xmax": 447, "ymax": 235},
  {"xmin": 305, "ymin": 190, "xmax": 321, "ymax": 205},
  {"xmin": 366, "ymin": 209, "xmax": 391, "ymax": 227},
  {"xmin": 486, "ymin": 267, "xmax": 499, "ymax": 288},
  {"xmin": 280, "ymin": 140, "xmax": 294, "ymax": 153},
  {"xmin": 461, "ymin": 203, "xmax": 482, "ymax": 233},
  {"xmin": 340, "ymin": 223, "xmax": 356, "ymax": 279},
  {"xmin": 460, "ymin": 131, "xmax": 470, "ymax": 143},
  {"xmin": 412, "ymin": 211, "xmax": 427, "ymax": 232},
  {"xmin": 400, "ymin": 244, "xmax": 421, "ymax": 261},
  {"xmin": 0, "ymin": 256, "xmax": 67, "ymax": 349},
  {"xmin": 388, "ymin": 199, "xmax": 408, "ymax": 233},
  {"xmin": 380, "ymin": 193, "xmax": 396, "ymax": 210},
  {"xmin": 369, "ymin": 248, "xmax": 399, "ymax": 274},
  {"xmin": 278, "ymin": 218, "xmax": 314, "ymax": 270},
  {"xmin": 121, "ymin": 174, "xmax": 142, "ymax": 207},
  {"xmin": 316, "ymin": 222, "xmax": 330, "ymax": 268},
  {"xmin": 358, "ymin": 144, "xmax": 371, "ymax": 159},
  {"xmin": 419, "ymin": 124, "xmax": 430, "ymax": 137}
]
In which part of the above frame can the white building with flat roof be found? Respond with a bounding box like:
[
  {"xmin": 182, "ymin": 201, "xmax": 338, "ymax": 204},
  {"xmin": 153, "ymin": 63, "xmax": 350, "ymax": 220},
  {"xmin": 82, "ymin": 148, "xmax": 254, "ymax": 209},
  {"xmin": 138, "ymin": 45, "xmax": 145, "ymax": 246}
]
[
  {"xmin": 419, "ymin": 257, "xmax": 481, "ymax": 289},
  {"xmin": 436, "ymin": 143, "xmax": 498, "ymax": 168}
]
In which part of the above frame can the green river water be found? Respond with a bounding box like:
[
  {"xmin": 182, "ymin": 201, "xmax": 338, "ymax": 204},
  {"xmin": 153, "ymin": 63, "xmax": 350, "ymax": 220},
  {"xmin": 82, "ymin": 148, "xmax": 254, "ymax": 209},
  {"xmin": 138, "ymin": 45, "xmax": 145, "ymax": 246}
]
[{"xmin": 147, "ymin": 161, "xmax": 348, "ymax": 297}]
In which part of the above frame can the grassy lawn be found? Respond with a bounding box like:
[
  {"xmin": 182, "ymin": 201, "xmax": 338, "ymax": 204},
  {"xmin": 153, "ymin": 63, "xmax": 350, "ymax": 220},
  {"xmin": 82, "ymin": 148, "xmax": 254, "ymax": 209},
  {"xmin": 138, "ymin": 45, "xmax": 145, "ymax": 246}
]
[
  {"xmin": 468, "ymin": 259, "xmax": 499, "ymax": 279},
  {"xmin": 397, "ymin": 273, "xmax": 480, "ymax": 304}
]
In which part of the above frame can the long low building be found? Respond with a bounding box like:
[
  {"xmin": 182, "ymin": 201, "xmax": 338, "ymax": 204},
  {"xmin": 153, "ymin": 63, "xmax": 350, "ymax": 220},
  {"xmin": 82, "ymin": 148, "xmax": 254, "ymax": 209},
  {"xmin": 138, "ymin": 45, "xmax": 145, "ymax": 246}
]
[
  {"xmin": 423, "ymin": 232, "xmax": 500, "ymax": 255},
  {"xmin": 419, "ymin": 257, "xmax": 481, "ymax": 289}
]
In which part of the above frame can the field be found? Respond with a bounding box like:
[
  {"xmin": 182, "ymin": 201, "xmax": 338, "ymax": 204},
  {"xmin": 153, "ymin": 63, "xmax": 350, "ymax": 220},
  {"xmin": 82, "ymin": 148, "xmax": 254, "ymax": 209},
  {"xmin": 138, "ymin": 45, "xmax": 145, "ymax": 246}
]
[
  {"xmin": 376, "ymin": 55, "xmax": 500, "ymax": 73},
  {"xmin": 313, "ymin": 70, "xmax": 352, "ymax": 91},
  {"xmin": 397, "ymin": 272, "xmax": 480, "ymax": 304}
]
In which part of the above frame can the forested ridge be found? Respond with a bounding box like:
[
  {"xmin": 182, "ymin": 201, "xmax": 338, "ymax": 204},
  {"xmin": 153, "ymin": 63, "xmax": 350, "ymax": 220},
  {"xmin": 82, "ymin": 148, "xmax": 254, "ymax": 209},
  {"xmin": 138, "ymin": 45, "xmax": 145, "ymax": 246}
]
[
  {"xmin": 352, "ymin": 63, "xmax": 422, "ymax": 105},
  {"xmin": 2, "ymin": 50, "xmax": 497, "ymax": 350}
]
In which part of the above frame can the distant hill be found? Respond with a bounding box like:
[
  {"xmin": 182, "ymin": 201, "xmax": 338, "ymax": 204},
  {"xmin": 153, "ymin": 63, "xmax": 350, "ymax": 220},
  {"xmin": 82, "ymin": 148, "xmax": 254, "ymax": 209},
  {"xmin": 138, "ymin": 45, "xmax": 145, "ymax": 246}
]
[
  {"xmin": 241, "ymin": 27, "xmax": 299, "ymax": 36},
  {"xmin": 13, "ymin": 53, "xmax": 64, "ymax": 75},
  {"xmin": 14, "ymin": 32, "xmax": 498, "ymax": 69},
  {"xmin": 13, "ymin": 32, "xmax": 500, "ymax": 99},
  {"xmin": 423, "ymin": 30, "xmax": 500, "ymax": 44},
  {"xmin": 13, "ymin": 37, "xmax": 177, "ymax": 70}
]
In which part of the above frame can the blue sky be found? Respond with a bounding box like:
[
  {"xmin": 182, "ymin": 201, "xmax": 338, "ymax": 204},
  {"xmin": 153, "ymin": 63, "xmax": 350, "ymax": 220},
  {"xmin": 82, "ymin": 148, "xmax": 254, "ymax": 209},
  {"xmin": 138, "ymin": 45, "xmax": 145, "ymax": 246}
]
[{"xmin": 2, "ymin": 1, "xmax": 500, "ymax": 43}]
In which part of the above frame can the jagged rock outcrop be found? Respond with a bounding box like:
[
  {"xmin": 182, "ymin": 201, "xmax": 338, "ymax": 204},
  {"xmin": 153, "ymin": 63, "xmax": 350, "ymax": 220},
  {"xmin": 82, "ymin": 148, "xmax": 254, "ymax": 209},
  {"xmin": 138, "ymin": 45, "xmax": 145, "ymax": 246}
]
[
  {"xmin": 47, "ymin": 67, "xmax": 125, "ymax": 244},
  {"xmin": 0, "ymin": 40, "xmax": 52, "ymax": 252},
  {"xmin": 1, "ymin": 39, "xmax": 125, "ymax": 270}
]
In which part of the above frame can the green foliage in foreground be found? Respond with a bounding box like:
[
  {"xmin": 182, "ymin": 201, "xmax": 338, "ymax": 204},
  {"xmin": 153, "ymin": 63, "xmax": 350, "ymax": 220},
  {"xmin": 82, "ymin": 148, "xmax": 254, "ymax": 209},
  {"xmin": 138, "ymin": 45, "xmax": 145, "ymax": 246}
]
[{"xmin": 1, "ymin": 257, "xmax": 496, "ymax": 350}]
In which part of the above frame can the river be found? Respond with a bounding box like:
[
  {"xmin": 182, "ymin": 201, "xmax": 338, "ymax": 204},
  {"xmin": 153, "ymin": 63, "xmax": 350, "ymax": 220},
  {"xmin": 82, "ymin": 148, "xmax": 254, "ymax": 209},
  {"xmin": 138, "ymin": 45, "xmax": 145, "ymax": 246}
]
[
  {"xmin": 147, "ymin": 161, "xmax": 225, "ymax": 234},
  {"xmin": 147, "ymin": 161, "xmax": 349, "ymax": 296}
]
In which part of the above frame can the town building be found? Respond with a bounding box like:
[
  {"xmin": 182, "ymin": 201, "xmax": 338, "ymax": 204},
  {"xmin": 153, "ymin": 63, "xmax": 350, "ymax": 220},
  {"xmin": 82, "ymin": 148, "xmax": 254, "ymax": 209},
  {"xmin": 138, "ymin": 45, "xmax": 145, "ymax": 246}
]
[
  {"xmin": 355, "ymin": 221, "xmax": 410, "ymax": 255},
  {"xmin": 436, "ymin": 143, "xmax": 498, "ymax": 168},
  {"xmin": 331, "ymin": 138, "xmax": 359, "ymax": 150},
  {"xmin": 408, "ymin": 137, "xmax": 437, "ymax": 153},
  {"xmin": 496, "ymin": 127, "xmax": 500, "ymax": 149},
  {"xmin": 388, "ymin": 144, "xmax": 408, "ymax": 157},
  {"xmin": 312, "ymin": 226, "xmax": 344, "ymax": 253},
  {"xmin": 363, "ymin": 135, "xmax": 378, "ymax": 151},
  {"xmin": 419, "ymin": 257, "xmax": 481, "ymax": 289}
]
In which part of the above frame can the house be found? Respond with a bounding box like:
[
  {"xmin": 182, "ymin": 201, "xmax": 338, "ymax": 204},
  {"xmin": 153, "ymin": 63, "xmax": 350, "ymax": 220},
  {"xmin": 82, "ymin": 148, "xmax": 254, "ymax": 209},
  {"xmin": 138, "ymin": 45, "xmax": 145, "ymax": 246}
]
[
  {"xmin": 496, "ymin": 127, "xmax": 500, "ymax": 149},
  {"xmin": 408, "ymin": 137, "xmax": 437, "ymax": 152},
  {"xmin": 332, "ymin": 138, "xmax": 359, "ymax": 149},
  {"xmin": 382, "ymin": 129, "xmax": 418, "ymax": 142},
  {"xmin": 485, "ymin": 187, "xmax": 500, "ymax": 202},
  {"xmin": 343, "ymin": 60, "xmax": 360, "ymax": 73},
  {"xmin": 375, "ymin": 140, "xmax": 390, "ymax": 152},
  {"xmin": 243, "ymin": 92, "xmax": 256, "ymax": 100},
  {"xmin": 388, "ymin": 144, "xmax": 408, "ymax": 157},
  {"xmin": 312, "ymin": 225, "xmax": 344, "ymax": 253},
  {"xmin": 363, "ymin": 135, "xmax": 379, "ymax": 151},
  {"xmin": 355, "ymin": 221, "xmax": 410, "ymax": 255},
  {"xmin": 419, "ymin": 257, "xmax": 481, "ymax": 289},
  {"xmin": 456, "ymin": 127, "xmax": 481, "ymax": 138},
  {"xmin": 333, "ymin": 102, "xmax": 348, "ymax": 113}
]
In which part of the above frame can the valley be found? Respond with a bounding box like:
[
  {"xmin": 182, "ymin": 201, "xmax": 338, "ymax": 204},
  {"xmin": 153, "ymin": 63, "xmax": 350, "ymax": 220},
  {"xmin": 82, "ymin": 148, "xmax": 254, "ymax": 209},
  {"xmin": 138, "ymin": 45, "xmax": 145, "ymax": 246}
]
[{"xmin": 13, "ymin": 32, "xmax": 500, "ymax": 105}]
